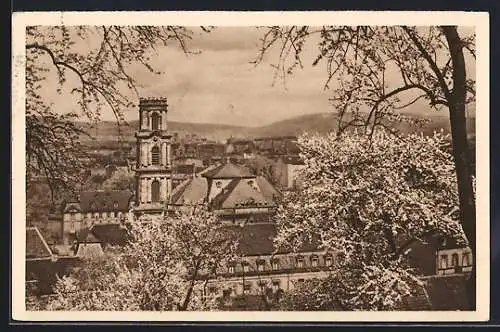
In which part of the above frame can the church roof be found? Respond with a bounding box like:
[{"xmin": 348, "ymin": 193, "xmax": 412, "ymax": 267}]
[
  {"xmin": 170, "ymin": 176, "xmax": 208, "ymax": 205},
  {"xmin": 79, "ymin": 190, "xmax": 133, "ymax": 212},
  {"xmin": 212, "ymin": 179, "xmax": 270, "ymax": 210},
  {"xmin": 202, "ymin": 161, "xmax": 254, "ymax": 179},
  {"xmin": 26, "ymin": 227, "xmax": 53, "ymax": 259}
]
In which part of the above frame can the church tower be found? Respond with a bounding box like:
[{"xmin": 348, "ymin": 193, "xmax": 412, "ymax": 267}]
[{"xmin": 134, "ymin": 97, "xmax": 172, "ymax": 216}]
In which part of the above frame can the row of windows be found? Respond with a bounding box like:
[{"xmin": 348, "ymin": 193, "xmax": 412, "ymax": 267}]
[
  {"xmin": 227, "ymin": 254, "xmax": 335, "ymax": 274},
  {"xmin": 205, "ymin": 279, "xmax": 282, "ymax": 297},
  {"xmin": 439, "ymin": 252, "xmax": 472, "ymax": 270},
  {"xmin": 68, "ymin": 211, "xmax": 127, "ymax": 220}
]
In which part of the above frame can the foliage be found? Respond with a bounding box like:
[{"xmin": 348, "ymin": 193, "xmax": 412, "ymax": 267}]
[
  {"xmin": 275, "ymin": 129, "xmax": 465, "ymax": 310},
  {"xmin": 255, "ymin": 26, "xmax": 475, "ymax": 134},
  {"xmin": 31, "ymin": 204, "xmax": 239, "ymax": 311}
]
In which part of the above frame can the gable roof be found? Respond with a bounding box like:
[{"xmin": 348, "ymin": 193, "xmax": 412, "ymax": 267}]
[
  {"xmin": 26, "ymin": 227, "xmax": 53, "ymax": 259},
  {"xmin": 211, "ymin": 179, "xmax": 272, "ymax": 210},
  {"xmin": 79, "ymin": 190, "xmax": 133, "ymax": 212},
  {"xmin": 170, "ymin": 176, "xmax": 208, "ymax": 205},
  {"xmin": 202, "ymin": 161, "xmax": 254, "ymax": 179}
]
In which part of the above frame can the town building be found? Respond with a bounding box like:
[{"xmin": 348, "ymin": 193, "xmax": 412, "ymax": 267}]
[
  {"xmin": 275, "ymin": 155, "xmax": 306, "ymax": 189},
  {"xmin": 62, "ymin": 190, "xmax": 134, "ymax": 244}
]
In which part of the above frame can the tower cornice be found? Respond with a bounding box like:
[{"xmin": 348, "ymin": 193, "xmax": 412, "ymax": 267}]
[{"xmin": 135, "ymin": 131, "xmax": 172, "ymax": 139}]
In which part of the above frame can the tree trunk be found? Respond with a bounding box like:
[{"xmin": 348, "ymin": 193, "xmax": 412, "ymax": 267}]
[{"xmin": 442, "ymin": 26, "xmax": 476, "ymax": 310}]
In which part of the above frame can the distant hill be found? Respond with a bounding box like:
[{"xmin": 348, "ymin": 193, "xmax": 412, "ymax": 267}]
[{"xmin": 79, "ymin": 108, "xmax": 476, "ymax": 145}]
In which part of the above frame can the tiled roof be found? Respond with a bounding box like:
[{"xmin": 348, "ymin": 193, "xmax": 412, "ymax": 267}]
[
  {"xmin": 222, "ymin": 223, "xmax": 319, "ymax": 256},
  {"xmin": 79, "ymin": 190, "xmax": 133, "ymax": 212},
  {"xmin": 170, "ymin": 176, "xmax": 208, "ymax": 205},
  {"xmin": 213, "ymin": 179, "xmax": 270, "ymax": 210},
  {"xmin": 255, "ymin": 176, "xmax": 281, "ymax": 203},
  {"xmin": 203, "ymin": 161, "xmax": 254, "ymax": 179},
  {"xmin": 26, "ymin": 227, "xmax": 53, "ymax": 259},
  {"xmin": 91, "ymin": 223, "xmax": 131, "ymax": 246}
]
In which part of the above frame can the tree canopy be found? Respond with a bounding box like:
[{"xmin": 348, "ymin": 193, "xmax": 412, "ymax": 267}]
[
  {"xmin": 274, "ymin": 129, "xmax": 466, "ymax": 310},
  {"xmin": 28, "ymin": 204, "xmax": 238, "ymax": 311}
]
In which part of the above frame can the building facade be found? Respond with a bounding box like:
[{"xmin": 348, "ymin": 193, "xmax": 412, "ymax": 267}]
[{"xmin": 134, "ymin": 97, "xmax": 173, "ymax": 216}]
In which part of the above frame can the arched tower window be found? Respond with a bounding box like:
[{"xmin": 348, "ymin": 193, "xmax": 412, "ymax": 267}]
[
  {"xmin": 151, "ymin": 146, "xmax": 160, "ymax": 165},
  {"xmin": 151, "ymin": 112, "xmax": 161, "ymax": 131},
  {"xmin": 151, "ymin": 180, "xmax": 161, "ymax": 203}
]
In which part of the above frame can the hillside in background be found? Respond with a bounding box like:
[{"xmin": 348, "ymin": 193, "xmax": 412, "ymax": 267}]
[{"xmin": 79, "ymin": 106, "xmax": 476, "ymax": 146}]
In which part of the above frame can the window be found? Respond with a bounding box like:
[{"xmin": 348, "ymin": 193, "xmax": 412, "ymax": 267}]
[
  {"xmin": 243, "ymin": 282, "xmax": 252, "ymax": 294},
  {"xmin": 70, "ymin": 212, "xmax": 76, "ymax": 221},
  {"xmin": 451, "ymin": 253, "xmax": 459, "ymax": 267},
  {"xmin": 271, "ymin": 279, "xmax": 281, "ymax": 290},
  {"xmin": 151, "ymin": 180, "xmax": 160, "ymax": 203},
  {"xmin": 462, "ymin": 253, "xmax": 471, "ymax": 266},
  {"xmin": 113, "ymin": 201, "xmax": 119, "ymax": 209},
  {"xmin": 216, "ymin": 181, "xmax": 222, "ymax": 188},
  {"xmin": 207, "ymin": 286, "xmax": 217, "ymax": 296},
  {"xmin": 271, "ymin": 259, "xmax": 280, "ymax": 270},
  {"xmin": 311, "ymin": 255, "xmax": 319, "ymax": 267},
  {"xmin": 90, "ymin": 201, "xmax": 96, "ymax": 211},
  {"xmin": 325, "ymin": 255, "xmax": 333, "ymax": 267},
  {"xmin": 440, "ymin": 254, "xmax": 448, "ymax": 269},
  {"xmin": 296, "ymin": 256, "xmax": 304, "ymax": 268},
  {"xmin": 151, "ymin": 146, "xmax": 160, "ymax": 165},
  {"xmin": 257, "ymin": 260, "xmax": 265, "ymax": 272},
  {"xmin": 228, "ymin": 265, "xmax": 235, "ymax": 274},
  {"xmin": 151, "ymin": 112, "xmax": 161, "ymax": 131},
  {"xmin": 257, "ymin": 280, "xmax": 267, "ymax": 289},
  {"xmin": 242, "ymin": 262, "xmax": 250, "ymax": 273}
]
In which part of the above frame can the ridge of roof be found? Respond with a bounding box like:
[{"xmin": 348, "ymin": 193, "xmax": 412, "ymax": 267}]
[{"xmin": 202, "ymin": 161, "xmax": 254, "ymax": 179}]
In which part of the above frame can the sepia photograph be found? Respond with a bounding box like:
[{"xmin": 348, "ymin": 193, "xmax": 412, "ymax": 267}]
[{"xmin": 11, "ymin": 11, "xmax": 489, "ymax": 321}]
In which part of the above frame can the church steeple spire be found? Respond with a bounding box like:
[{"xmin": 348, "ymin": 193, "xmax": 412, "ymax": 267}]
[{"xmin": 133, "ymin": 97, "xmax": 173, "ymax": 216}]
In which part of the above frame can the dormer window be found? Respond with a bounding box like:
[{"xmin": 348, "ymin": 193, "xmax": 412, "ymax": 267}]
[
  {"xmin": 271, "ymin": 259, "xmax": 280, "ymax": 270},
  {"xmin": 113, "ymin": 201, "xmax": 119, "ymax": 209},
  {"xmin": 462, "ymin": 253, "xmax": 471, "ymax": 266},
  {"xmin": 310, "ymin": 255, "xmax": 319, "ymax": 267},
  {"xmin": 325, "ymin": 255, "xmax": 333, "ymax": 267},
  {"xmin": 440, "ymin": 254, "xmax": 448, "ymax": 269},
  {"xmin": 256, "ymin": 260, "xmax": 265, "ymax": 272},
  {"xmin": 296, "ymin": 256, "xmax": 304, "ymax": 268},
  {"xmin": 451, "ymin": 253, "xmax": 459, "ymax": 267},
  {"xmin": 90, "ymin": 201, "xmax": 96, "ymax": 211}
]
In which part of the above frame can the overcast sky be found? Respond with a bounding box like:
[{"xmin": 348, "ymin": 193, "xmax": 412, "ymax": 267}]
[{"xmin": 45, "ymin": 27, "xmax": 475, "ymax": 127}]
